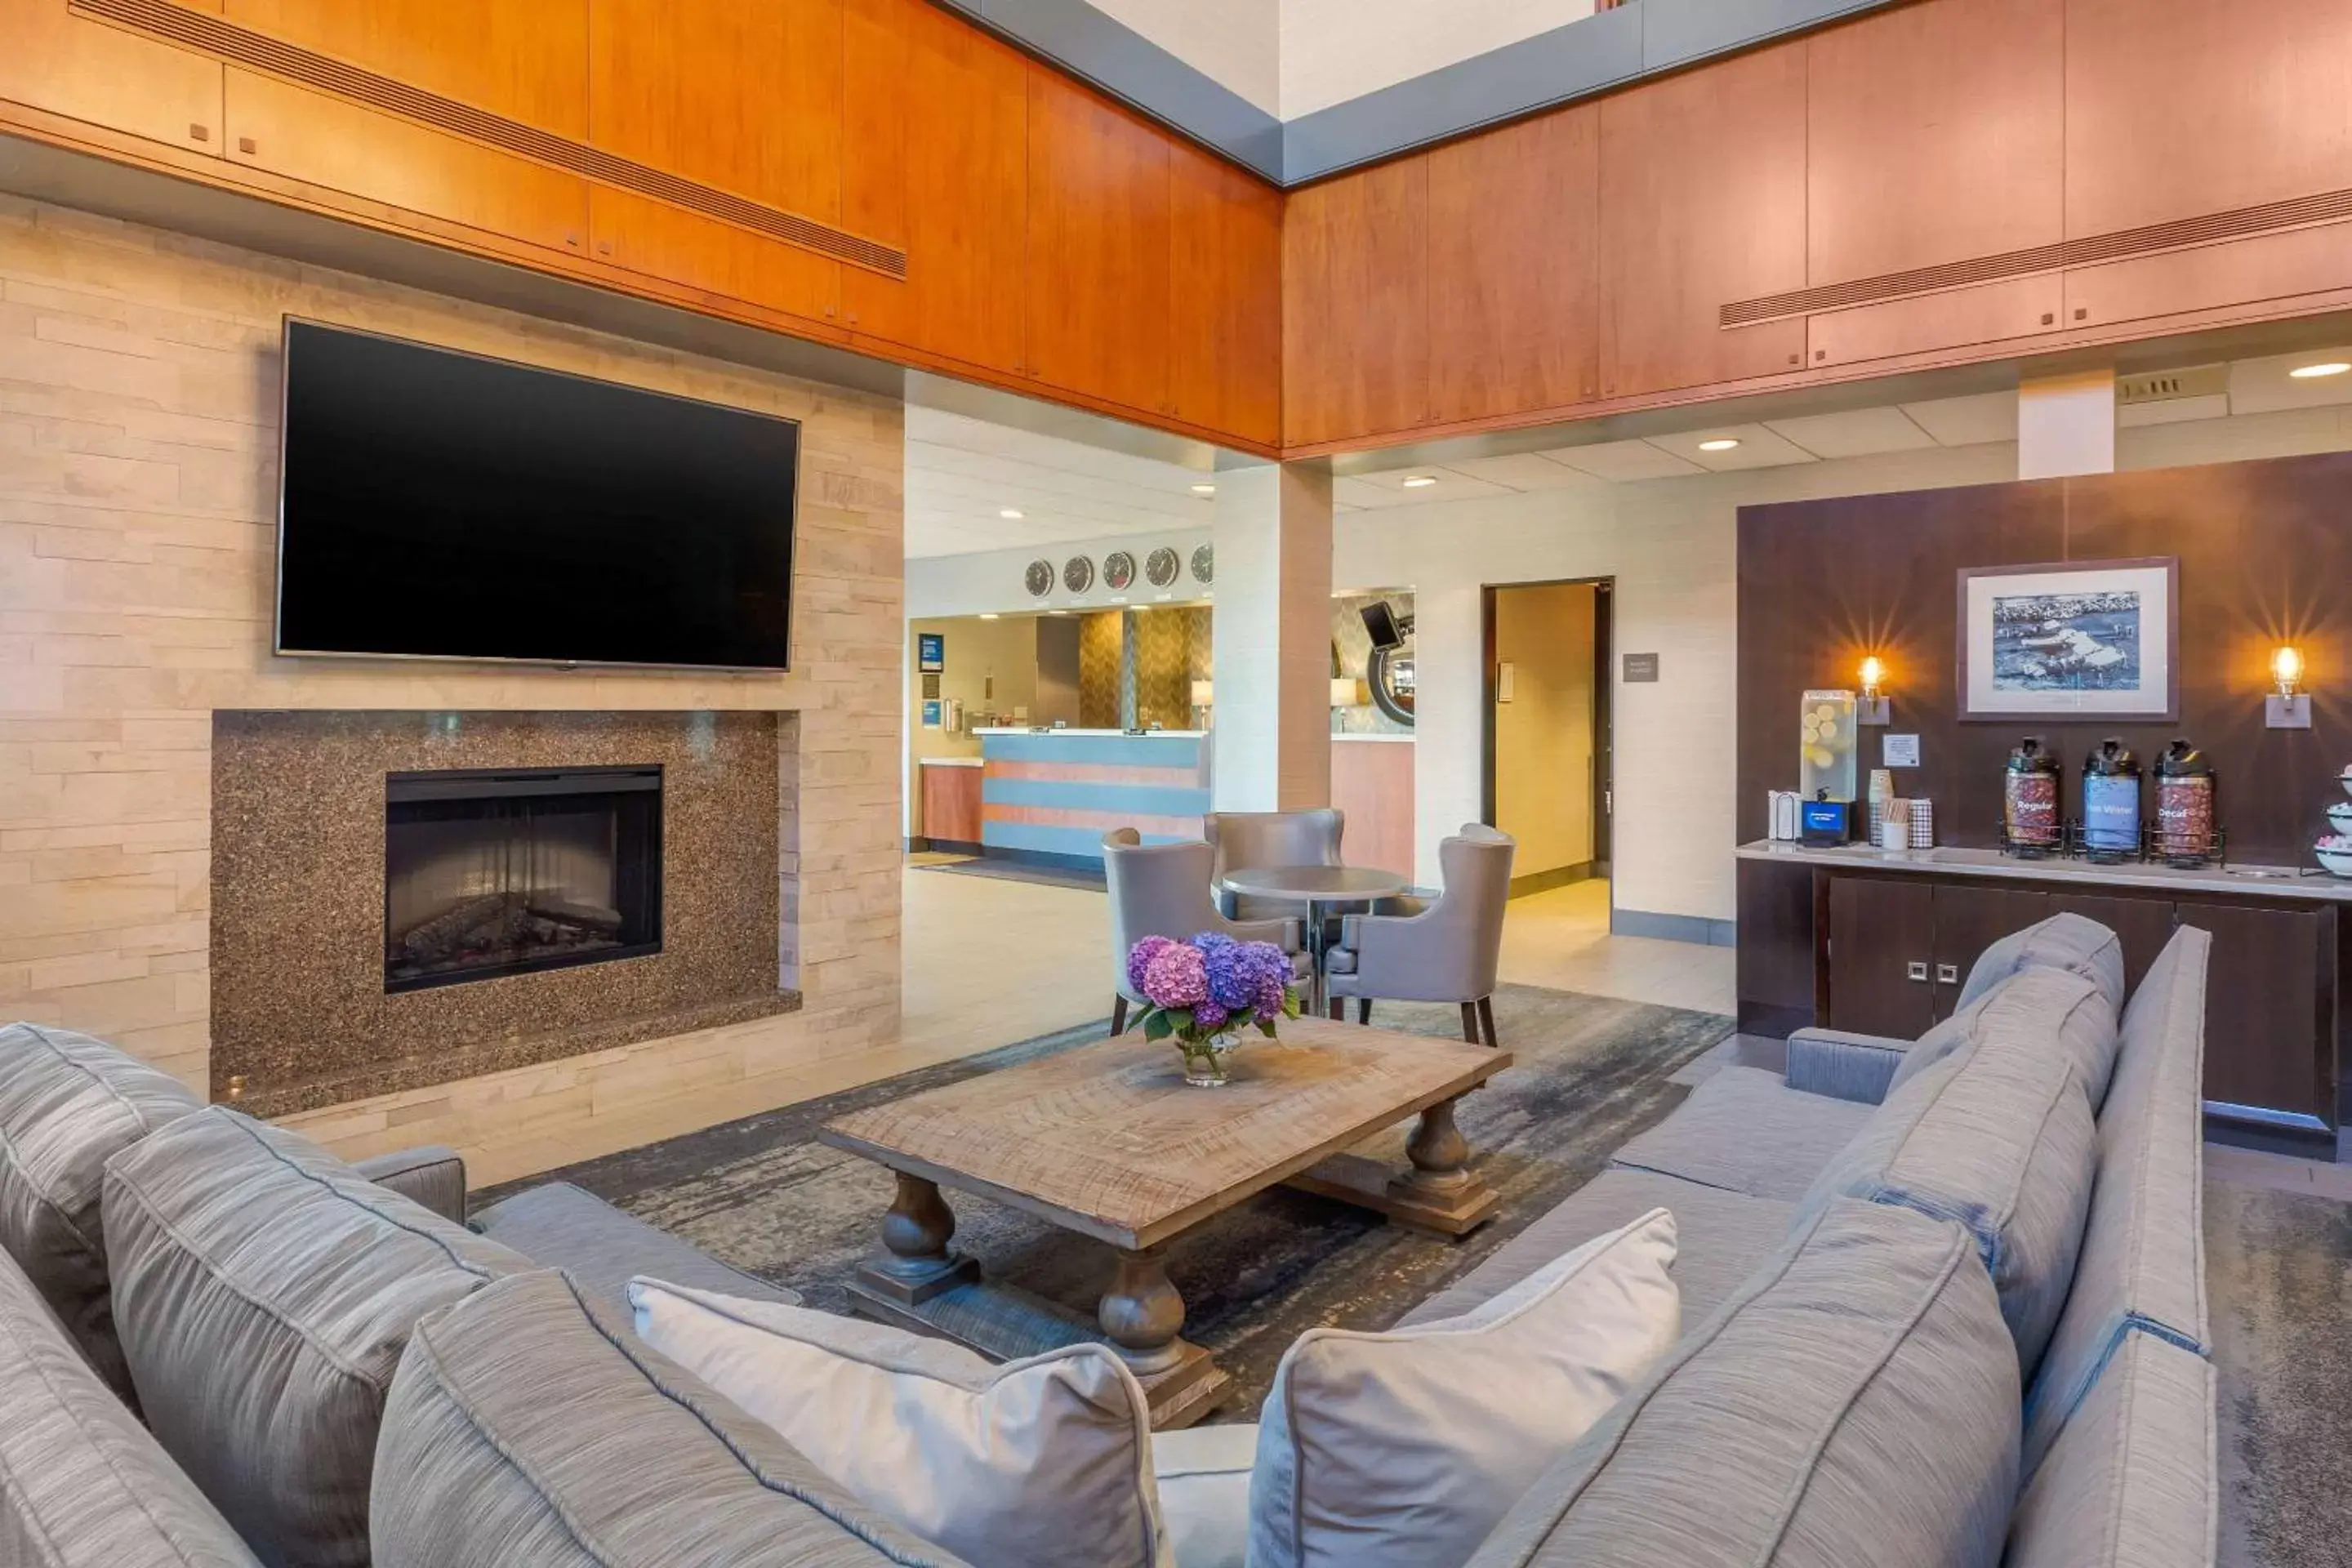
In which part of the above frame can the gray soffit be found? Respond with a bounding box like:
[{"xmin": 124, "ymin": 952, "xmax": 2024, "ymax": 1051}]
[{"xmin": 947, "ymin": 0, "xmax": 1906, "ymax": 188}]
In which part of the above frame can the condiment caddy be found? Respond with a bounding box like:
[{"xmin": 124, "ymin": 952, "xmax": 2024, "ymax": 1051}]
[{"xmin": 2320, "ymin": 766, "xmax": 2352, "ymax": 879}]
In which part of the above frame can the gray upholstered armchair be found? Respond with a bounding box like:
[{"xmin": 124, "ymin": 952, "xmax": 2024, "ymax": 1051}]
[
  {"xmin": 1203, "ymin": 808, "xmax": 1344, "ymax": 922},
  {"xmin": 1102, "ymin": 829, "xmax": 1307, "ymax": 1035},
  {"xmin": 1323, "ymin": 824, "xmax": 1514, "ymax": 1044}
]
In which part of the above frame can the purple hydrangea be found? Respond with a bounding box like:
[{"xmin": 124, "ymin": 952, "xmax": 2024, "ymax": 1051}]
[
  {"xmin": 1194, "ymin": 1000, "xmax": 1231, "ymax": 1030},
  {"xmin": 1127, "ymin": 933, "xmax": 1177, "ymax": 994},
  {"xmin": 1140, "ymin": 942, "xmax": 1209, "ymax": 1009}
]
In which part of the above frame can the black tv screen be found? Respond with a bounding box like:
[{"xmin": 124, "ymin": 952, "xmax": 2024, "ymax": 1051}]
[{"xmin": 276, "ymin": 319, "xmax": 799, "ymax": 670}]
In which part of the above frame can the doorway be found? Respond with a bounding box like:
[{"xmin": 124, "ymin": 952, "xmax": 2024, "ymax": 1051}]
[{"xmin": 1481, "ymin": 580, "xmax": 1614, "ymax": 905}]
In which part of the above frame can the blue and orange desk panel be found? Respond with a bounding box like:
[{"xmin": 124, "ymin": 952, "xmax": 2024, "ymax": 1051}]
[{"xmin": 974, "ymin": 728, "xmax": 1210, "ymax": 864}]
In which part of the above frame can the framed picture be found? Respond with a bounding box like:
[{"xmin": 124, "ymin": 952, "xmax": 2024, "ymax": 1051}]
[
  {"xmin": 1957, "ymin": 558, "xmax": 2178, "ymax": 722},
  {"xmin": 917, "ymin": 632, "xmax": 945, "ymax": 673}
]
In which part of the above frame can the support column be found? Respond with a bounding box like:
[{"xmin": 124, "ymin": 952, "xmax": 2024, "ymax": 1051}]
[
  {"xmin": 1210, "ymin": 461, "xmax": 1334, "ymax": 811},
  {"xmin": 2018, "ymin": 368, "xmax": 2117, "ymax": 479}
]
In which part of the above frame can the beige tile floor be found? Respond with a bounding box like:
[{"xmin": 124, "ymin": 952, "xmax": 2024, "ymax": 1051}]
[{"xmin": 1495, "ymin": 879, "xmax": 1736, "ymax": 1015}]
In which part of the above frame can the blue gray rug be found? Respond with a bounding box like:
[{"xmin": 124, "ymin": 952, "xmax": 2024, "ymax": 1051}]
[{"xmin": 484, "ymin": 982, "xmax": 1733, "ymax": 1418}]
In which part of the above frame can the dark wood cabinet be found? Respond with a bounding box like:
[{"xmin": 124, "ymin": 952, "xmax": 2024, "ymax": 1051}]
[
  {"xmin": 1928, "ymin": 884, "xmax": 2052, "ymax": 1021},
  {"xmin": 1827, "ymin": 876, "xmax": 1938, "ymax": 1038},
  {"xmin": 2176, "ymin": 901, "xmax": 2337, "ymax": 1133},
  {"xmin": 2047, "ymin": 892, "xmax": 2178, "ymax": 997},
  {"xmin": 1747, "ymin": 853, "xmax": 2345, "ymax": 1144}
]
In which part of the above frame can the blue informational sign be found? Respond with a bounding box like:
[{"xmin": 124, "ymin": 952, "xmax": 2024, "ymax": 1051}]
[
  {"xmin": 921, "ymin": 699, "xmax": 942, "ymax": 728},
  {"xmin": 917, "ymin": 632, "xmax": 945, "ymax": 672}
]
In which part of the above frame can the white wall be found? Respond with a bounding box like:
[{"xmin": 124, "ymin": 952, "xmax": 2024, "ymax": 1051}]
[
  {"xmin": 1280, "ymin": 0, "xmax": 1597, "ymax": 118},
  {"xmin": 1335, "ymin": 405, "xmax": 2352, "ymax": 926},
  {"xmin": 1087, "ymin": 0, "xmax": 1281, "ymax": 115},
  {"xmin": 906, "ymin": 529, "xmax": 1212, "ymax": 619}
]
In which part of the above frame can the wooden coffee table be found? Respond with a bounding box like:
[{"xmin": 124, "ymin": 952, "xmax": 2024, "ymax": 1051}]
[{"xmin": 819, "ymin": 1017, "xmax": 1512, "ymax": 1428}]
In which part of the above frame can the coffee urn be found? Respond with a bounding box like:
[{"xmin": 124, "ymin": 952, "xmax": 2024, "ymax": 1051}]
[
  {"xmin": 2004, "ymin": 737, "xmax": 2063, "ymax": 857},
  {"xmin": 2155, "ymin": 740, "xmax": 2216, "ymax": 869},
  {"xmin": 2082, "ymin": 738, "xmax": 2141, "ymax": 864}
]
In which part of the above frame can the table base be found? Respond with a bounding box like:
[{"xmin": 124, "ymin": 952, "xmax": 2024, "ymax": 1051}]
[
  {"xmin": 1284, "ymin": 1152, "xmax": 1501, "ymax": 1236},
  {"xmin": 844, "ymin": 1267, "xmax": 1232, "ymax": 1430}
]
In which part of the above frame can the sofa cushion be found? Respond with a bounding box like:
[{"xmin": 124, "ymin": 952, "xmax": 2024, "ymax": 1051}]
[
  {"xmin": 350, "ymin": 1145, "xmax": 468, "ymax": 1224},
  {"xmin": 471, "ymin": 1180, "xmax": 802, "ymax": 1325},
  {"xmin": 2006, "ymin": 1333, "xmax": 2215, "ymax": 1568},
  {"xmin": 0, "ymin": 1250, "xmax": 261, "ymax": 1568},
  {"xmin": 1608, "ymin": 1065, "xmax": 1874, "ymax": 1201},
  {"xmin": 1399, "ymin": 1167, "xmax": 1793, "ymax": 1330},
  {"xmin": 633, "ymin": 1279, "xmax": 1166, "ymax": 1568},
  {"xmin": 1798, "ymin": 973, "xmax": 2100, "ymax": 1375},
  {"xmin": 2021, "ymin": 925, "xmax": 2212, "ymax": 1475},
  {"xmin": 372, "ymin": 1270, "xmax": 961, "ymax": 1568},
  {"xmin": 1464, "ymin": 1200, "xmax": 2018, "ymax": 1568},
  {"xmin": 0, "ymin": 1021, "xmax": 203, "ymax": 1397},
  {"xmin": 102, "ymin": 1107, "xmax": 536, "ymax": 1568},
  {"xmin": 1890, "ymin": 964, "xmax": 2121, "ymax": 1108},
  {"xmin": 1252, "ymin": 1209, "xmax": 1680, "ymax": 1568},
  {"xmin": 1150, "ymin": 1425, "xmax": 1254, "ymax": 1568},
  {"xmin": 1955, "ymin": 911, "xmax": 2126, "ymax": 1016}
]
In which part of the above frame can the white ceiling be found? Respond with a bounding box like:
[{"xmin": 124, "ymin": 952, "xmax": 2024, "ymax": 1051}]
[
  {"xmin": 905, "ymin": 345, "xmax": 2352, "ymax": 553},
  {"xmin": 904, "ymin": 405, "xmax": 1216, "ymax": 557}
]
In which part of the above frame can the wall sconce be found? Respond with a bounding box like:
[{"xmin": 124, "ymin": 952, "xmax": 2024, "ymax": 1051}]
[
  {"xmin": 2267, "ymin": 645, "xmax": 2312, "ymax": 728},
  {"xmin": 1330, "ymin": 676, "xmax": 1364, "ymax": 708},
  {"xmin": 1857, "ymin": 657, "xmax": 1891, "ymax": 726},
  {"xmin": 1190, "ymin": 679, "xmax": 1214, "ymax": 725}
]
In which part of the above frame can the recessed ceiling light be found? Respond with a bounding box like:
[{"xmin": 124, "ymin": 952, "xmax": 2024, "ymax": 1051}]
[
  {"xmin": 978, "ymin": 612, "xmax": 1000, "ymax": 620},
  {"xmin": 1697, "ymin": 438, "xmax": 1742, "ymax": 452},
  {"xmin": 2290, "ymin": 361, "xmax": 2351, "ymax": 379},
  {"xmin": 1045, "ymin": 608, "xmax": 1067, "ymax": 616},
  {"xmin": 1400, "ymin": 474, "xmax": 1438, "ymax": 488},
  {"xmin": 1191, "ymin": 483, "xmax": 1216, "ymax": 497},
  {"xmin": 998, "ymin": 507, "xmax": 1025, "ymax": 519}
]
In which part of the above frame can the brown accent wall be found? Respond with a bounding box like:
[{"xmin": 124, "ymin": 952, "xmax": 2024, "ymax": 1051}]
[{"xmin": 1737, "ymin": 450, "xmax": 2352, "ymax": 869}]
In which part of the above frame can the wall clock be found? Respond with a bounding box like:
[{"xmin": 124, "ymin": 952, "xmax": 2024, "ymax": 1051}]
[
  {"xmin": 1145, "ymin": 547, "xmax": 1181, "ymax": 587},
  {"xmin": 1191, "ymin": 544, "xmax": 1214, "ymax": 584},
  {"xmin": 1064, "ymin": 555, "xmax": 1095, "ymax": 593},
  {"xmin": 1102, "ymin": 550, "xmax": 1136, "ymax": 591},
  {"xmin": 1024, "ymin": 559, "xmax": 1054, "ymax": 597}
]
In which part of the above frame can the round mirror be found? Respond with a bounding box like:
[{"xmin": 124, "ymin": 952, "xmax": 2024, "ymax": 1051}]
[{"xmin": 1368, "ymin": 641, "xmax": 1414, "ymax": 727}]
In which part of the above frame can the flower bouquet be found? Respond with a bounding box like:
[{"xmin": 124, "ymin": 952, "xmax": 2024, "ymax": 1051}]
[{"xmin": 1126, "ymin": 932, "xmax": 1302, "ymax": 1087}]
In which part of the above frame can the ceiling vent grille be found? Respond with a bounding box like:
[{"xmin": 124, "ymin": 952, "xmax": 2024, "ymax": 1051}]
[
  {"xmin": 71, "ymin": 0, "xmax": 909, "ymax": 279},
  {"xmin": 2117, "ymin": 365, "xmax": 2229, "ymax": 405}
]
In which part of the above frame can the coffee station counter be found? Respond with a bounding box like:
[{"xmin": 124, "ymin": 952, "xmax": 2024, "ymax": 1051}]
[{"xmin": 1737, "ymin": 840, "xmax": 2350, "ymax": 1154}]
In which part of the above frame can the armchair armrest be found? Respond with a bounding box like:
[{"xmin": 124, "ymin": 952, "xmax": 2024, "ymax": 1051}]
[
  {"xmin": 1339, "ymin": 896, "xmax": 1428, "ymax": 951},
  {"xmin": 1784, "ymin": 1028, "xmax": 1909, "ymax": 1106},
  {"xmin": 353, "ymin": 1144, "xmax": 468, "ymax": 1224}
]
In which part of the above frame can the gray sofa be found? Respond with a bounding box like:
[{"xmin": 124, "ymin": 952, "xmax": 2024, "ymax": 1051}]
[
  {"xmin": 1415, "ymin": 912, "xmax": 2217, "ymax": 1567},
  {"xmin": 0, "ymin": 1019, "xmax": 934, "ymax": 1568},
  {"xmin": 0, "ymin": 907, "xmax": 2216, "ymax": 1566}
]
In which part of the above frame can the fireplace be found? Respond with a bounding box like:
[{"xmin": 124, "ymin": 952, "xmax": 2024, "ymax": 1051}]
[{"xmin": 385, "ymin": 766, "xmax": 664, "ymax": 992}]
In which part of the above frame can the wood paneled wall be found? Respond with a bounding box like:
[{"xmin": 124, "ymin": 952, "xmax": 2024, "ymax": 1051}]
[
  {"xmin": 8, "ymin": 0, "xmax": 2352, "ymax": 457},
  {"xmin": 1735, "ymin": 449, "xmax": 2352, "ymax": 870},
  {"xmin": 0, "ymin": 0, "xmax": 1281, "ymax": 451},
  {"xmin": 1283, "ymin": 0, "xmax": 2352, "ymax": 452}
]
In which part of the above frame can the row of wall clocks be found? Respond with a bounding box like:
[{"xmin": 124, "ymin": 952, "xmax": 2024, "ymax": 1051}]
[{"xmin": 1024, "ymin": 545, "xmax": 1214, "ymax": 599}]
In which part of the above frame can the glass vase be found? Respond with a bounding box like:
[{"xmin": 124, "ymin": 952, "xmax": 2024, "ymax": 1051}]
[{"xmin": 1176, "ymin": 1034, "xmax": 1240, "ymax": 1088}]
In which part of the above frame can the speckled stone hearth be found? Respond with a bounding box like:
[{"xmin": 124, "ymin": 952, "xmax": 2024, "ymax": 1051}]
[{"xmin": 211, "ymin": 710, "xmax": 796, "ymax": 1116}]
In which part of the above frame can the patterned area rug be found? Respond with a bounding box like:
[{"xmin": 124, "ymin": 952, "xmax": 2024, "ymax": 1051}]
[
  {"xmin": 2207, "ymin": 1178, "xmax": 2352, "ymax": 1567},
  {"xmin": 485, "ymin": 982, "xmax": 1732, "ymax": 1419}
]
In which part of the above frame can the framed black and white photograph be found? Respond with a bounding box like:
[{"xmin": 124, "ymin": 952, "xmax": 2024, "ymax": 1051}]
[{"xmin": 1957, "ymin": 558, "xmax": 2178, "ymax": 721}]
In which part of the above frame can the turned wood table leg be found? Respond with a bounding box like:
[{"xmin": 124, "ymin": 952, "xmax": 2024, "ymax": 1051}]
[
  {"xmin": 1401, "ymin": 1098, "xmax": 1473, "ymax": 1197},
  {"xmin": 1098, "ymin": 1249, "xmax": 1187, "ymax": 1375},
  {"xmin": 859, "ymin": 1172, "xmax": 982, "ymax": 1305},
  {"xmin": 1377, "ymin": 1094, "xmax": 1500, "ymax": 1236}
]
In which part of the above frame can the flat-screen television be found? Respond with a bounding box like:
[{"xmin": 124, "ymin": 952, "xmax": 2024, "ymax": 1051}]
[
  {"xmin": 276, "ymin": 319, "xmax": 799, "ymax": 670},
  {"xmin": 1361, "ymin": 599, "xmax": 1405, "ymax": 652}
]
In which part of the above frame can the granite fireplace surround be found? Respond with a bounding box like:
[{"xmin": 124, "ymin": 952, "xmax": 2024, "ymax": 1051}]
[{"xmin": 211, "ymin": 710, "xmax": 795, "ymax": 1117}]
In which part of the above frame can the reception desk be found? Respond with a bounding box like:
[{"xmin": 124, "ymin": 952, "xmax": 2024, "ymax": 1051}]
[{"xmin": 974, "ymin": 728, "xmax": 1210, "ymax": 865}]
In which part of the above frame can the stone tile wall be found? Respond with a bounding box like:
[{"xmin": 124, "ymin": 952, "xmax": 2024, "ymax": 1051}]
[{"xmin": 0, "ymin": 195, "xmax": 903, "ymax": 1168}]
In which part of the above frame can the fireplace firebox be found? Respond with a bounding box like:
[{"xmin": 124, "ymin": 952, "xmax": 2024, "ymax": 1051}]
[{"xmin": 385, "ymin": 766, "xmax": 663, "ymax": 992}]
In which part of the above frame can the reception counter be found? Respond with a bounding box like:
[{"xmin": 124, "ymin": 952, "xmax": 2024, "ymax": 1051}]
[{"xmin": 973, "ymin": 729, "xmax": 1210, "ymax": 865}]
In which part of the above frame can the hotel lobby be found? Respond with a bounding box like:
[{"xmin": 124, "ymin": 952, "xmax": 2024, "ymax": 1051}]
[{"xmin": 2, "ymin": 1, "xmax": 2350, "ymax": 1565}]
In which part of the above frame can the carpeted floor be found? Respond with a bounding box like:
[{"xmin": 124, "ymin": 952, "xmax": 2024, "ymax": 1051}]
[
  {"xmin": 486, "ymin": 982, "xmax": 1732, "ymax": 1419},
  {"xmin": 2206, "ymin": 1177, "xmax": 2352, "ymax": 1567}
]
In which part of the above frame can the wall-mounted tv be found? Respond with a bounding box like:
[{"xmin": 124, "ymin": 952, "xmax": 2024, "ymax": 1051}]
[{"xmin": 276, "ymin": 319, "xmax": 799, "ymax": 670}]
